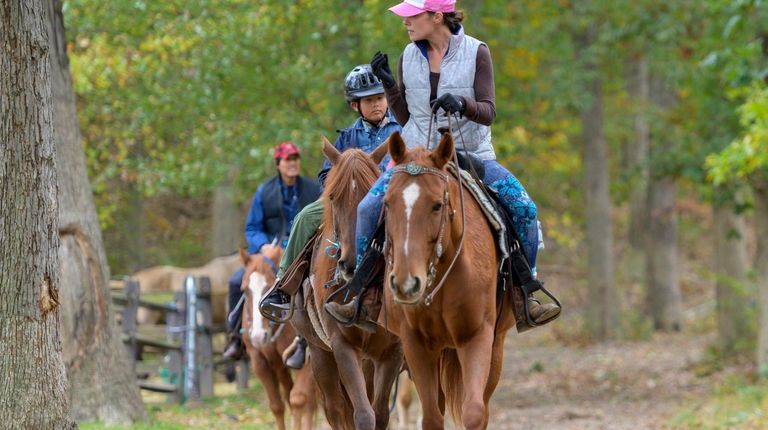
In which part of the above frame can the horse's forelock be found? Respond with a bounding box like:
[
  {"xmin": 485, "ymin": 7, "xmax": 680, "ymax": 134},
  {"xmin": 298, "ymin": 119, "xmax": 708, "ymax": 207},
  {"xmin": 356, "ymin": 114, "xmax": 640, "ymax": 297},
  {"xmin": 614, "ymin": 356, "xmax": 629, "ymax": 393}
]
[{"xmin": 323, "ymin": 149, "xmax": 380, "ymax": 208}]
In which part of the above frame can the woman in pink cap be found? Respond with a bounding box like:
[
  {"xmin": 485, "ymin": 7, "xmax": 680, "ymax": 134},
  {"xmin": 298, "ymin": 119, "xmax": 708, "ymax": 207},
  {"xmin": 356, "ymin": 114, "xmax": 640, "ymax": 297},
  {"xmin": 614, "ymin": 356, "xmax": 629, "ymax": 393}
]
[{"xmin": 327, "ymin": 0, "xmax": 562, "ymax": 329}]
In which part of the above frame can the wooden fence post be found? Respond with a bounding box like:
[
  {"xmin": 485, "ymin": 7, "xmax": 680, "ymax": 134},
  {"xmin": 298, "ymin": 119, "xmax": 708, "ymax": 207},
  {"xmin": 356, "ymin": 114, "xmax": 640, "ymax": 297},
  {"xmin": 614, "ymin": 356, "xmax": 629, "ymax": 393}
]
[
  {"xmin": 122, "ymin": 278, "xmax": 140, "ymax": 370},
  {"xmin": 197, "ymin": 276, "xmax": 214, "ymax": 398},
  {"xmin": 236, "ymin": 359, "xmax": 249, "ymax": 392},
  {"xmin": 166, "ymin": 290, "xmax": 186, "ymax": 404}
]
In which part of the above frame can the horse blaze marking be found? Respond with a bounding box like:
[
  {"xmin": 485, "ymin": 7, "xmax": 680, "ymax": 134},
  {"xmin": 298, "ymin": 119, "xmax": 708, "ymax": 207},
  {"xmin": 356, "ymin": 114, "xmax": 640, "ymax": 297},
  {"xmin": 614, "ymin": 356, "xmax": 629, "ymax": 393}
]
[
  {"xmin": 402, "ymin": 182, "xmax": 420, "ymax": 257},
  {"xmin": 248, "ymin": 271, "xmax": 267, "ymax": 341}
]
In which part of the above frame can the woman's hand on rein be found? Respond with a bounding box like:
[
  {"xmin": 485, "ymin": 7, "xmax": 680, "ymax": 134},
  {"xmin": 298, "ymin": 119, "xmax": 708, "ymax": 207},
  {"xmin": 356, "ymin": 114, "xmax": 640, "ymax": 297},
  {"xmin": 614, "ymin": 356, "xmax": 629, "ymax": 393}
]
[{"xmin": 431, "ymin": 93, "xmax": 465, "ymax": 116}]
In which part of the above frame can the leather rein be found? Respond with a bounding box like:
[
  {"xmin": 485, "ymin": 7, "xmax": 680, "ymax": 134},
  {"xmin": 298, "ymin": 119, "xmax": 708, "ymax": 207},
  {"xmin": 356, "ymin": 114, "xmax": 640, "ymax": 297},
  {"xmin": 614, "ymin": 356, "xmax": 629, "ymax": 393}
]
[{"xmin": 386, "ymin": 113, "xmax": 468, "ymax": 306}]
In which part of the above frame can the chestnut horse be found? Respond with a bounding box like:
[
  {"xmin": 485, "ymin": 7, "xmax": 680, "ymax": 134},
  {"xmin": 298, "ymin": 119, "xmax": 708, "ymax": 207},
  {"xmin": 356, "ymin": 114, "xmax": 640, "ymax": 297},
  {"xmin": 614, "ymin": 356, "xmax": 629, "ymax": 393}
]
[
  {"xmin": 288, "ymin": 138, "xmax": 403, "ymax": 430},
  {"xmin": 240, "ymin": 246, "xmax": 318, "ymax": 430},
  {"xmin": 380, "ymin": 132, "xmax": 516, "ymax": 430}
]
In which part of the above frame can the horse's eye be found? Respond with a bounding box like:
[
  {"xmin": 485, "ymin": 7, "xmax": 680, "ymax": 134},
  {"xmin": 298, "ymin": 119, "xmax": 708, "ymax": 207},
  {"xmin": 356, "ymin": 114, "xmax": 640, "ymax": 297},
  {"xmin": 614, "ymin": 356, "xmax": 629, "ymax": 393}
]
[{"xmin": 432, "ymin": 202, "xmax": 443, "ymax": 212}]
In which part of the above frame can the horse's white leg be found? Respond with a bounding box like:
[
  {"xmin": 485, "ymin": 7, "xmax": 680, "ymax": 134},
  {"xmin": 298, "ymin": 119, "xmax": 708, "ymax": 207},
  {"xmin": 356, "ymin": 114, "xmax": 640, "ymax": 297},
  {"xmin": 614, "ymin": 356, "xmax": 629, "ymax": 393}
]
[{"xmin": 455, "ymin": 325, "xmax": 494, "ymax": 430}]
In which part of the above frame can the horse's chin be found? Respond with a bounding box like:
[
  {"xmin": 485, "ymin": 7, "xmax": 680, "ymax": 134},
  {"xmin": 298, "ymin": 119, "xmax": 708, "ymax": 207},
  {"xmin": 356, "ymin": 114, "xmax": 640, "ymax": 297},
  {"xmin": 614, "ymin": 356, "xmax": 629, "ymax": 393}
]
[{"xmin": 392, "ymin": 290, "xmax": 424, "ymax": 306}]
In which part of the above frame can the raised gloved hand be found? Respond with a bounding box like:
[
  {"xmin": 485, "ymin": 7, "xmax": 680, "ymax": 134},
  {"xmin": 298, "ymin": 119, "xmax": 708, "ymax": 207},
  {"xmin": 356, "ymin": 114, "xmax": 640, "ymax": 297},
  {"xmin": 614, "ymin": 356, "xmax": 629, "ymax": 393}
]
[
  {"xmin": 430, "ymin": 93, "xmax": 465, "ymax": 116},
  {"xmin": 371, "ymin": 51, "xmax": 396, "ymax": 89}
]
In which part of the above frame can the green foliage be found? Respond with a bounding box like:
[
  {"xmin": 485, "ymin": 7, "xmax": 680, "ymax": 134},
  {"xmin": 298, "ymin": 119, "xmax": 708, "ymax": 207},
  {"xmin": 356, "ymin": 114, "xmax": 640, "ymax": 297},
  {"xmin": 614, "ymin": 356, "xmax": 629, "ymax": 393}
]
[
  {"xmin": 707, "ymin": 85, "xmax": 768, "ymax": 185},
  {"xmin": 670, "ymin": 373, "xmax": 768, "ymax": 429},
  {"xmin": 62, "ymin": 0, "xmax": 768, "ymax": 270}
]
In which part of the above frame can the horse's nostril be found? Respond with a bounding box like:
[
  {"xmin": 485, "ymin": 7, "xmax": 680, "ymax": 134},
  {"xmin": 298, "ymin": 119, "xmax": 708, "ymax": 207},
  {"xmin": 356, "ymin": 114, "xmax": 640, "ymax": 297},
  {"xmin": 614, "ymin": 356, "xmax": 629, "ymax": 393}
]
[
  {"xmin": 389, "ymin": 274, "xmax": 396, "ymax": 290},
  {"xmin": 412, "ymin": 277, "xmax": 421, "ymax": 293}
]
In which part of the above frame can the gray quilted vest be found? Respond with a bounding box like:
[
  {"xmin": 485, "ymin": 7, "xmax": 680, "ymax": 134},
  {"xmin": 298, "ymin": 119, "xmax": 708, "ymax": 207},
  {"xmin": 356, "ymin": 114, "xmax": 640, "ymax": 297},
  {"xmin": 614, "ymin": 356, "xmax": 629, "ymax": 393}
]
[{"xmin": 401, "ymin": 31, "xmax": 495, "ymax": 160}]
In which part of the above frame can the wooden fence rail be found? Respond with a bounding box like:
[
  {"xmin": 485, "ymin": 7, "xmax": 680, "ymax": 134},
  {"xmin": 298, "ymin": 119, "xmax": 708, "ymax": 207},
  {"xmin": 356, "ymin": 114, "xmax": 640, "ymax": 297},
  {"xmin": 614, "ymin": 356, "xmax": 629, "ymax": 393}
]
[{"xmin": 112, "ymin": 276, "xmax": 244, "ymax": 404}]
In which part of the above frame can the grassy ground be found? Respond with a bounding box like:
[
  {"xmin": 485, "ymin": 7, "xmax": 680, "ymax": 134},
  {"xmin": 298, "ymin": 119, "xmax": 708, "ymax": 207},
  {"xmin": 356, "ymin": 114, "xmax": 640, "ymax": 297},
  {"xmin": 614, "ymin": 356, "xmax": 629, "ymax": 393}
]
[
  {"xmin": 670, "ymin": 373, "xmax": 768, "ymax": 429},
  {"xmin": 81, "ymin": 382, "xmax": 281, "ymax": 430}
]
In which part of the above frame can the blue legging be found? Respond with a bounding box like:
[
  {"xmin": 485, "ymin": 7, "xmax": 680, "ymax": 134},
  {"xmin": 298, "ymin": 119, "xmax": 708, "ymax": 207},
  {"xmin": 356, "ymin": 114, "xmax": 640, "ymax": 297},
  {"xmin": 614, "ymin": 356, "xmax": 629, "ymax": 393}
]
[{"xmin": 355, "ymin": 160, "xmax": 539, "ymax": 273}]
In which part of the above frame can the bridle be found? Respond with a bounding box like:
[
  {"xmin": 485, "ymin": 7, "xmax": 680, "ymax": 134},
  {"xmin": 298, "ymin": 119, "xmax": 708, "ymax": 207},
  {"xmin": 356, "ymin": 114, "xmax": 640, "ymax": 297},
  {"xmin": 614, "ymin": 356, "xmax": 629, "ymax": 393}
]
[{"xmin": 386, "ymin": 113, "xmax": 468, "ymax": 306}]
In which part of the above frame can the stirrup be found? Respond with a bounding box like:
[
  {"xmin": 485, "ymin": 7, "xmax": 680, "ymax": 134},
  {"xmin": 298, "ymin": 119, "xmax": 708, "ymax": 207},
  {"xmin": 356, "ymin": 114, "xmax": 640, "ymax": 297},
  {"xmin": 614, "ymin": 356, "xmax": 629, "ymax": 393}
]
[
  {"xmin": 521, "ymin": 281, "xmax": 561, "ymax": 327},
  {"xmin": 260, "ymin": 293, "xmax": 295, "ymax": 324},
  {"xmin": 324, "ymin": 284, "xmax": 362, "ymax": 326}
]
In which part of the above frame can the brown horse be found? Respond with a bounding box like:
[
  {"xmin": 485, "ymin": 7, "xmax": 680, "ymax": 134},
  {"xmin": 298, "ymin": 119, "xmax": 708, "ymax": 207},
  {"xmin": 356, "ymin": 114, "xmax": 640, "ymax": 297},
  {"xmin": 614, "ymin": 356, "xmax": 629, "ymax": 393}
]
[
  {"xmin": 380, "ymin": 132, "xmax": 516, "ymax": 430},
  {"xmin": 132, "ymin": 254, "xmax": 239, "ymax": 324},
  {"xmin": 288, "ymin": 138, "xmax": 403, "ymax": 430},
  {"xmin": 240, "ymin": 246, "xmax": 318, "ymax": 430}
]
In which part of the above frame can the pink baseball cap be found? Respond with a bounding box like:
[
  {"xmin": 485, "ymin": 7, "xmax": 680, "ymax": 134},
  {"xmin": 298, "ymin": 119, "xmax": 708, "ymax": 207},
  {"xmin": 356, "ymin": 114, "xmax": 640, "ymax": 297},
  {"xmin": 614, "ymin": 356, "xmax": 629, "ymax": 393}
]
[{"xmin": 389, "ymin": 0, "xmax": 456, "ymax": 17}]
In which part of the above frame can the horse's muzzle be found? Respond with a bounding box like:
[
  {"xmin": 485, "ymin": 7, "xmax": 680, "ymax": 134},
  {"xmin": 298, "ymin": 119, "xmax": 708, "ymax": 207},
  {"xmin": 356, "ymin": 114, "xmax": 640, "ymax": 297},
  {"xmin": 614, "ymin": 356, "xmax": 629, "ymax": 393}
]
[{"xmin": 389, "ymin": 273, "xmax": 423, "ymax": 305}]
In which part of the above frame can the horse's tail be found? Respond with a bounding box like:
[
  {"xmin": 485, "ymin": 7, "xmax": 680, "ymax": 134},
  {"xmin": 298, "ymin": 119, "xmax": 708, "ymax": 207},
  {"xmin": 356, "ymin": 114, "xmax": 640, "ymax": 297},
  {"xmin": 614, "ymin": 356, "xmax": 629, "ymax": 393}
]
[{"xmin": 439, "ymin": 349, "xmax": 464, "ymax": 425}]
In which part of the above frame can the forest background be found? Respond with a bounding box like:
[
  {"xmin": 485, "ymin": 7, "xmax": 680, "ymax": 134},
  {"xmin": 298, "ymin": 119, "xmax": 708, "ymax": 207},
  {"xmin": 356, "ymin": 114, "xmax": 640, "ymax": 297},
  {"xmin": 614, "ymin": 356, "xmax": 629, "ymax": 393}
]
[{"xmin": 29, "ymin": 0, "xmax": 768, "ymax": 426}]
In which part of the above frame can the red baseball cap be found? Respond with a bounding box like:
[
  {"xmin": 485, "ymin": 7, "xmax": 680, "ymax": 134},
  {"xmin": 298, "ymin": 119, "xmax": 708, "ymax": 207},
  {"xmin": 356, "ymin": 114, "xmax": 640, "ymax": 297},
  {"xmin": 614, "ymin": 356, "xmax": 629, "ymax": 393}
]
[
  {"xmin": 273, "ymin": 141, "xmax": 301, "ymax": 161},
  {"xmin": 389, "ymin": 0, "xmax": 456, "ymax": 17}
]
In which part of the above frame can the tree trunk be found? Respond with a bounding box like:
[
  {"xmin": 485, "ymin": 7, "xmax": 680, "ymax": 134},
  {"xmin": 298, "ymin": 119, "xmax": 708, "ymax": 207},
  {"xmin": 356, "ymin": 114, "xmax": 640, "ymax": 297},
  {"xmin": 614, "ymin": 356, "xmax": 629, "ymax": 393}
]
[
  {"xmin": 124, "ymin": 183, "xmax": 145, "ymax": 273},
  {"xmin": 211, "ymin": 175, "xmax": 240, "ymax": 258},
  {"xmin": 577, "ymin": 24, "xmax": 619, "ymax": 340},
  {"xmin": 754, "ymin": 175, "xmax": 768, "ymax": 374},
  {"xmin": 644, "ymin": 73, "xmax": 682, "ymax": 331},
  {"xmin": 713, "ymin": 199, "xmax": 754, "ymax": 354},
  {"xmin": 625, "ymin": 54, "xmax": 650, "ymax": 252},
  {"xmin": 0, "ymin": 1, "xmax": 75, "ymax": 427},
  {"xmin": 46, "ymin": 0, "xmax": 147, "ymax": 423},
  {"xmin": 645, "ymin": 176, "xmax": 681, "ymax": 330}
]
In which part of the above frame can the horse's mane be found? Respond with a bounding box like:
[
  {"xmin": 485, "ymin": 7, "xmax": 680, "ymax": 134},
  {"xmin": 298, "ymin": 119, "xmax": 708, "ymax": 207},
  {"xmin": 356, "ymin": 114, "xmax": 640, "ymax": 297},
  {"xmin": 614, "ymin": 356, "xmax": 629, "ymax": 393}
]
[{"xmin": 322, "ymin": 149, "xmax": 381, "ymax": 218}]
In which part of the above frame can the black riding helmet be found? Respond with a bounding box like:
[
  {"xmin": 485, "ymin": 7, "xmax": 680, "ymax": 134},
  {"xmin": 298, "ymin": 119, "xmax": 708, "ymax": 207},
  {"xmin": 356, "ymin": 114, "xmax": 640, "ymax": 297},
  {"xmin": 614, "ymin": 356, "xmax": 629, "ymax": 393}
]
[{"xmin": 344, "ymin": 64, "xmax": 384, "ymax": 102}]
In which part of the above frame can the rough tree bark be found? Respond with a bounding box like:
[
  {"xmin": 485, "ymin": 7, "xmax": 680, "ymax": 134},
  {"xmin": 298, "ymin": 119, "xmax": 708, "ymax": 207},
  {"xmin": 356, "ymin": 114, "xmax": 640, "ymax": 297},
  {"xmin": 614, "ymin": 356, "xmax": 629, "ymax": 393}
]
[
  {"xmin": 626, "ymin": 54, "xmax": 650, "ymax": 254},
  {"xmin": 46, "ymin": 0, "xmax": 146, "ymax": 423},
  {"xmin": 754, "ymin": 175, "xmax": 768, "ymax": 373},
  {"xmin": 713, "ymin": 196, "xmax": 754, "ymax": 354},
  {"xmin": 0, "ymin": 1, "xmax": 75, "ymax": 428},
  {"xmin": 645, "ymin": 175, "xmax": 681, "ymax": 330},
  {"xmin": 577, "ymin": 23, "xmax": 619, "ymax": 340},
  {"xmin": 644, "ymin": 73, "xmax": 681, "ymax": 331}
]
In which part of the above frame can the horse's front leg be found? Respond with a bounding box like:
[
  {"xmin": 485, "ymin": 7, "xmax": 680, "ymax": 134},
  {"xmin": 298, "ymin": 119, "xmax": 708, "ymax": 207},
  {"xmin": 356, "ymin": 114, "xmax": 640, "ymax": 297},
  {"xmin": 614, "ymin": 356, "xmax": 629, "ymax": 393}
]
[
  {"xmin": 455, "ymin": 324, "xmax": 495, "ymax": 430},
  {"xmin": 332, "ymin": 339, "xmax": 376, "ymax": 430},
  {"xmin": 308, "ymin": 346, "xmax": 351, "ymax": 429},
  {"xmin": 289, "ymin": 363, "xmax": 317, "ymax": 430},
  {"xmin": 250, "ymin": 349, "xmax": 287, "ymax": 430},
  {"xmin": 372, "ymin": 342, "xmax": 404, "ymax": 430},
  {"xmin": 401, "ymin": 332, "xmax": 443, "ymax": 430}
]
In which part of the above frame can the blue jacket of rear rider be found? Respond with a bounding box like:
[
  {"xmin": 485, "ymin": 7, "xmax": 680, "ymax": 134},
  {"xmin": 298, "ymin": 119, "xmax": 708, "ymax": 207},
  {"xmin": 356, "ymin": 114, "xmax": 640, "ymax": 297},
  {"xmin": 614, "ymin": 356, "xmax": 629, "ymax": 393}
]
[
  {"xmin": 317, "ymin": 110, "xmax": 402, "ymax": 188},
  {"xmin": 245, "ymin": 175, "xmax": 321, "ymax": 254}
]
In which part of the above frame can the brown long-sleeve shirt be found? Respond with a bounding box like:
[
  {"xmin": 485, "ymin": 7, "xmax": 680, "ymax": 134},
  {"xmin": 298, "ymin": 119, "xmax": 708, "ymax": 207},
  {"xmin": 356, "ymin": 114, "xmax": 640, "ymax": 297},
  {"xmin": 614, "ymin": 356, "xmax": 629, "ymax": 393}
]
[{"xmin": 385, "ymin": 44, "xmax": 496, "ymax": 126}]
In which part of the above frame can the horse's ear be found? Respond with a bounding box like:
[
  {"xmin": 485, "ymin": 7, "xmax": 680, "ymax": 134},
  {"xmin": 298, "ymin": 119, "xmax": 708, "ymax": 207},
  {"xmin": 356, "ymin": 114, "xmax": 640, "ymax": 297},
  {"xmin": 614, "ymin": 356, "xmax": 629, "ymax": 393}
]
[
  {"xmin": 431, "ymin": 132, "xmax": 454, "ymax": 169},
  {"xmin": 322, "ymin": 136, "xmax": 341, "ymax": 165},
  {"xmin": 388, "ymin": 131, "xmax": 407, "ymax": 165},
  {"xmin": 370, "ymin": 140, "xmax": 389, "ymax": 165},
  {"xmin": 239, "ymin": 248, "xmax": 249, "ymax": 265}
]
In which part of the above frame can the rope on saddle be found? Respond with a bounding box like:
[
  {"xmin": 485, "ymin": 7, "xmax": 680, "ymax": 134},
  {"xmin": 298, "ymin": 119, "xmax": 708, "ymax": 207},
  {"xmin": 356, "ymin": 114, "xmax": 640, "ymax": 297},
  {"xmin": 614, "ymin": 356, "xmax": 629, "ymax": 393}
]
[{"xmin": 303, "ymin": 275, "xmax": 333, "ymax": 350}]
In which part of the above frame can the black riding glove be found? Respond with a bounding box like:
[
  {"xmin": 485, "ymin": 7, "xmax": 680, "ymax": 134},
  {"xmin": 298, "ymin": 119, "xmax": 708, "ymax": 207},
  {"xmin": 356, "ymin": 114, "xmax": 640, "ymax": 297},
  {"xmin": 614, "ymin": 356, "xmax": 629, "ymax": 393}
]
[
  {"xmin": 371, "ymin": 51, "xmax": 396, "ymax": 89},
  {"xmin": 430, "ymin": 93, "xmax": 466, "ymax": 116}
]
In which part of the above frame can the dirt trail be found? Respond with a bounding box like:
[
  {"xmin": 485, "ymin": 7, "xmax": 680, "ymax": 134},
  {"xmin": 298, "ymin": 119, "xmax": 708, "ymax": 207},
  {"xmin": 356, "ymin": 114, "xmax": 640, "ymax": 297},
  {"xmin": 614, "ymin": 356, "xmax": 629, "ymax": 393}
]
[{"xmin": 486, "ymin": 330, "xmax": 714, "ymax": 429}]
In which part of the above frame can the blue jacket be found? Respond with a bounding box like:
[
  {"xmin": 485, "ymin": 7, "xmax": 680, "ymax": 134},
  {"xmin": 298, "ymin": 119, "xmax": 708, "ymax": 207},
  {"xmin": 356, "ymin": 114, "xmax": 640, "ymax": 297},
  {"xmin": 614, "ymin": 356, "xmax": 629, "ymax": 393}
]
[
  {"xmin": 317, "ymin": 111, "xmax": 402, "ymax": 187},
  {"xmin": 245, "ymin": 175, "xmax": 321, "ymax": 254}
]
